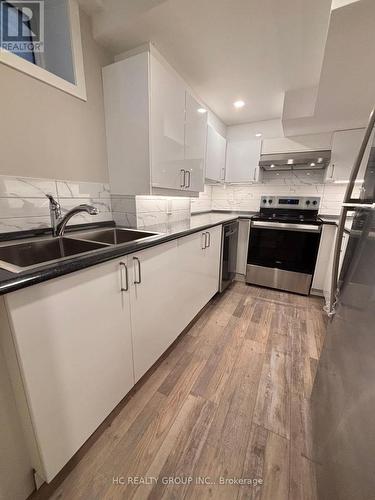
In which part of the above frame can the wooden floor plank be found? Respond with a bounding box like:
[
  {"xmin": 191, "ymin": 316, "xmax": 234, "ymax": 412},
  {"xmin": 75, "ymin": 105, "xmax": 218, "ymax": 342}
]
[
  {"xmin": 260, "ymin": 430, "xmax": 290, "ymax": 500},
  {"xmin": 45, "ymin": 282, "xmax": 326, "ymax": 500},
  {"xmin": 253, "ymin": 348, "xmax": 292, "ymax": 440}
]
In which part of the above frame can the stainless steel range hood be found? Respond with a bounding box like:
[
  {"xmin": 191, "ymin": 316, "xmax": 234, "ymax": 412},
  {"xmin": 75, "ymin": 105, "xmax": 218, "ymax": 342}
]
[{"xmin": 259, "ymin": 150, "xmax": 331, "ymax": 171}]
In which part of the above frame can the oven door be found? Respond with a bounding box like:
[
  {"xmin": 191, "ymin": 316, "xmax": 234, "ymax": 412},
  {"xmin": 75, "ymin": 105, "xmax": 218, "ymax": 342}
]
[{"xmin": 246, "ymin": 221, "xmax": 321, "ymax": 294}]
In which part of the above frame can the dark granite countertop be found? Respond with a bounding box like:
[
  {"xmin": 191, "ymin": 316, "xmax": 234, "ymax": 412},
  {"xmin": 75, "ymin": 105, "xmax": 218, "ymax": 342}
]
[
  {"xmin": 0, "ymin": 212, "xmax": 241, "ymax": 295},
  {"xmin": 0, "ymin": 210, "xmax": 352, "ymax": 295}
]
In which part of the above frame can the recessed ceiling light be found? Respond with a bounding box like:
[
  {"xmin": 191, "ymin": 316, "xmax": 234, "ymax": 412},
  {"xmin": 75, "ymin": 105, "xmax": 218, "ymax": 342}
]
[
  {"xmin": 197, "ymin": 108, "xmax": 207, "ymax": 114},
  {"xmin": 270, "ymin": 164, "xmax": 275, "ymax": 168},
  {"xmin": 255, "ymin": 133, "xmax": 262, "ymax": 137},
  {"xmin": 317, "ymin": 157, "xmax": 323, "ymax": 163},
  {"xmin": 306, "ymin": 172, "xmax": 311, "ymax": 176},
  {"xmin": 287, "ymin": 159, "xmax": 294, "ymax": 165},
  {"xmin": 233, "ymin": 100, "xmax": 245, "ymax": 109},
  {"xmin": 310, "ymin": 162, "xmax": 316, "ymax": 167}
]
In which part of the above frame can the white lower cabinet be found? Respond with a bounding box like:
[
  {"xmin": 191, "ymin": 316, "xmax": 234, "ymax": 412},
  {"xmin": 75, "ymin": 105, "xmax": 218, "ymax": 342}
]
[
  {"xmin": 130, "ymin": 227, "xmax": 222, "ymax": 381},
  {"xmin": 176, "ymin": 225, "xmax": 222, "ymax": 328},
  {"xmin": 2, "ymin": 227, "xmax": 223, "ymax": 484},
  {"xmin": 236, "ymin": 220, "xmax": 250, "ymax": 276},
  {"xmin": 312, "ymin": 224, "xmax": 336, "ymax": 293},
  {"xmin": 4, "ymin": 256, "xmax": 135, "ymax": 483},
  {"xmin": 128, "ymin": 240, "xmax": 183, "ymax": 382},
  {"xmin": 312, "ymin": 223, "xmax": 351, "ymax": 308}
]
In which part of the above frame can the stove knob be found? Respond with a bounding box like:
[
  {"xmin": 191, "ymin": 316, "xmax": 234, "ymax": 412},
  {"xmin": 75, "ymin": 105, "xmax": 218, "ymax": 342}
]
[
  {"xmin": 268, "ymin": 199, "xmax": 273, "ymax": 204},
  {"xmin": 312, "ymin": 200, "xmax": 318, "ymax": 205},
  {"xmin": 306, "ymin": 200, "xmax": 311, "ymax": 206},
  {"xmin": 262, "ymin": 199, "xmax": 267, "ymax": 204}
]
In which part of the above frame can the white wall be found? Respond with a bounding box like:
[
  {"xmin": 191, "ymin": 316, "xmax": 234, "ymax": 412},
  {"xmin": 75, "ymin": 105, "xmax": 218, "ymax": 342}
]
[
  {"xmin": 0, "ymin": 10, "xmax": 113, "ymax": 182},
  {"xmin": 226, "ymin": 119, "xmax": 283, "ymax": 141}
]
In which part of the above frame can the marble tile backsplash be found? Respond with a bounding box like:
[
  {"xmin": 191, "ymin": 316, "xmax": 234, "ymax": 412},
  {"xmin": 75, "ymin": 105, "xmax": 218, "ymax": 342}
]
[
  {"xmin": 0, "ymin": 175, "xmax": 112, "ymax": 233},
  {"xmin": 0, "ymin": 170, "xmax": 348, "ymax": 235},
  {"xmin": 191, "ymin": 185, "xmax": 213, "ymax": 213},
  {"xmin": 111, "ymin": 194, "xmax": 191, "ymax": 228},
  {"xmin": 211, "ymin": 181, "xmax": 346, "ymax": 215}
]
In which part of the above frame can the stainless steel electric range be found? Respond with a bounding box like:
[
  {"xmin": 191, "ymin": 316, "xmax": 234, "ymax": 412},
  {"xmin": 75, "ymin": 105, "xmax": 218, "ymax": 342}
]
[{"xmin": 246, "ymin": 195, "xmax": 322, "ymax": 295}]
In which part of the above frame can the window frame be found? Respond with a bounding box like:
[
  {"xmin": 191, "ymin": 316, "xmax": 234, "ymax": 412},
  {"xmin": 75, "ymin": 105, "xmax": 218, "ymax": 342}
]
[{"xmin": 0, "ymin": 0, "xmax": 87, "ymax": 101}]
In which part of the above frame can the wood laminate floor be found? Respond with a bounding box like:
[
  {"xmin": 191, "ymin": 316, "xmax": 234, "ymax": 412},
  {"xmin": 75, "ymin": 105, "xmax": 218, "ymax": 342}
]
[{"xmin": 48, "ymin": 282, "xmax": 327, "ymax": 500}]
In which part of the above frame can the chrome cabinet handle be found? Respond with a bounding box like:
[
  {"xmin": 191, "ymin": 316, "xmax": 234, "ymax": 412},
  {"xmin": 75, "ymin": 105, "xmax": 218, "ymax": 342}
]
[
  {"xmin": 331, "ymin": 163, "xmax": 335, "ymax": 180},
  {"xmin": 185, "ymin": 170, "xmax": 191, "ymax": 188},
  {"xmin": 133, "ymin": 257, "xmax": 142, "ymax": 284},
  {"xmin": 201, "ymin": 232, "xmax": 206, "ymax": 249},
  {"xmin": 221, "ymin": 167, "xmax": 226, "ymax": 180},
  {"xmin": 206, "ymin": 231, "xmax": 211, "ymax": 247},
  {"xmin": 180, "ymin": 169, "xmax": 186, "ymax": 188},
  {"xmin": 120, "ymin": 261, "xmax": 129, "ymax": 292},
  {"xmin": 253, "ymin": 167, "xmax": 257, "ymax": 181}
]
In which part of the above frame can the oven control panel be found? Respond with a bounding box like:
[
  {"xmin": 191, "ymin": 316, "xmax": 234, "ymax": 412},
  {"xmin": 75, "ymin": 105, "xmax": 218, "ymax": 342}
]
[{"xmin": 260, "ymin": 196, "xmax": 320, "ymax": 210}]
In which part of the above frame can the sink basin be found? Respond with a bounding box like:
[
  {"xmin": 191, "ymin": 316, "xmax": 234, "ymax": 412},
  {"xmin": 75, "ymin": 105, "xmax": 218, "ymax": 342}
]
[
  {"xmin": 74, "ymin": 228, "xmax": 159, "ymax": 245},
  {"xmin": 0, "ymin": 237, "xmax": 108, "ymax": 273}
]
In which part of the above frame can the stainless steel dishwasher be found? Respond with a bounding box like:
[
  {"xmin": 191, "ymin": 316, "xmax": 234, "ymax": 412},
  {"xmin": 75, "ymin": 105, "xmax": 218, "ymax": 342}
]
[{"xmin": 219, "ymin": 220, "xmax": 239, "ymax": 292}]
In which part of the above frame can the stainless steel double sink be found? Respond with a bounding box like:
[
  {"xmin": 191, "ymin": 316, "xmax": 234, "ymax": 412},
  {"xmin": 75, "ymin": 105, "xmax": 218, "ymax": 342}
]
[{"xmin": 0, "ymin": 228, "xmax": 159, "ymax": 273}]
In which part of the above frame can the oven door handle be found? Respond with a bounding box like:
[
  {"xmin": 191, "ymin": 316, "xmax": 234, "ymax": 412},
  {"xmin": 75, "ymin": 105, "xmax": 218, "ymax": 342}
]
[{"xmin": 251, "ymin": 221, "xmax": 321, "ymax": 233}]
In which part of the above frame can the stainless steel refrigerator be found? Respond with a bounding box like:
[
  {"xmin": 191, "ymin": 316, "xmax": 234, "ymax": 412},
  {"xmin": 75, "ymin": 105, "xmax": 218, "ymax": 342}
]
[{"xmin": 311, "ymin": 110, "xmax": 375, "ymax": 500}]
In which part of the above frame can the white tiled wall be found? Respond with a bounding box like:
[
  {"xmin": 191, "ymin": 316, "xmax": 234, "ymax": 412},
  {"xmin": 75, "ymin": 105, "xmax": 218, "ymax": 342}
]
[
  {"xmin": 191, "ymin": 185, "xmax": 213, "ymax": 213},
  {"xmin": 0, "ymin": 175, "xmax": 112, "ymax": 233},
  {"xmin": 0, "ymin": 170, "xmax": 348, "ymax": 234},
  {"xmin": 112, "ymin": 194, "xmax": 191, "ymax": 228},
  {"xmin": 208, "ymin": 170, "xmax": 347, "ymax": 216}
]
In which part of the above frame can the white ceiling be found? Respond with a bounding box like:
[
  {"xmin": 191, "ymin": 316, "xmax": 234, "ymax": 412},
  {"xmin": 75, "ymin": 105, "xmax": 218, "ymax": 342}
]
[
  {"xmin": 80, "ymin": 0, "xmax": 332, "ymax": 125},
  {"xmin": 282, "ymin": 0, "xmax": 375, "ymax": 135}
]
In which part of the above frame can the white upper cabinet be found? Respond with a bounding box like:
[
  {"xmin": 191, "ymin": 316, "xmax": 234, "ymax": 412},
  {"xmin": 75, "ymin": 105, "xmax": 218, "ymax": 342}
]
[
  {"xmin": 150, "ymin": 54, "xmax": 185, "ymax": 191},
  {"xmin": 225, "ymin": 139, "xmax": 261, "ymax": 183},
  {"xmin": 325, "ymin": 128, "xmax": 371, "ymax": 183},
  {"xmin": 205, "ymin": 125, "xmax": 227, "ymax": 182},
  {"xmin": 184, "ymin": 92, "xmax": 207, "ymax": 192},
  {"xmin": 103, "ymin": 48, "xmax": 207, "ymax": 197}
]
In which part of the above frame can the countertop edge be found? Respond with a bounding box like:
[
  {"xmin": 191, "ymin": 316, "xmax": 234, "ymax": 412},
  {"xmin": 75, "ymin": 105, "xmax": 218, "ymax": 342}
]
[
  {"xmin": 0, "ymin": 211, "xmax": 349, "ymax": 295},
  {"xmin": 0, "ymin": 215, "xmax": 239, "ymax": 296}
]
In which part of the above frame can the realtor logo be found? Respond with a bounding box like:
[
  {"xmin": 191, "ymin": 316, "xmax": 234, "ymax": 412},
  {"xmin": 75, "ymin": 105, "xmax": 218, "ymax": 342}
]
[{"xmin": 0, "ymin": 1, "xmax": 44, "ymax": 53}]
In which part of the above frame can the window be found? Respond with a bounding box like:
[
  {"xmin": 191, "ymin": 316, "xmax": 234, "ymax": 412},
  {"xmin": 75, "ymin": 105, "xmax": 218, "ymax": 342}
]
[{"xmin": 0, "ymin": 0, "xmax": 86, "ymax": 100}]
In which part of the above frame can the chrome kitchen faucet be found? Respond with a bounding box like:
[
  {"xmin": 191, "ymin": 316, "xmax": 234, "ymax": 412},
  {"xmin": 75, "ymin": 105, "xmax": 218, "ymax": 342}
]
[{"xmin": 46, "ymin": 194, "xmax": 99, "ymax": 237}]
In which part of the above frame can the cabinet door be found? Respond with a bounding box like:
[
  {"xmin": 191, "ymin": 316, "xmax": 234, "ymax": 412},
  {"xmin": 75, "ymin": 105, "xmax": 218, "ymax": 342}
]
[
  {"xmin": 177, "ymin": 225, "xmax": 222, "ymax": 328},
  {"xmin": 129, "ymin": 240, "xmax": 182, "ymax": 381},
  {"xmin": 236, "ymin": 219, "xmax": 250, "ymax": 275},
  {"xmin": 150, "ymin": 55, "xmax": 186, "ymax": 190},
  {"xmin": 5, "ymin": 257, "xmax": 134, "ymax": 482},
  {"xmin": 226, "ymin": 139, "xmax": 261, "ymax": 183},
  {"xmin": 326, "ymin": 129, "xmax": 372, "ymax": 183},
  {"xmin": 184, "ymin": 92, "xmax": 207, "ymax": 192},
  {"xmin": 176, "ymin": 230, "xmax": 210, "ymax": 328},
  {"xmin": 205, "ymin": 125, "xmax": 226, "ymax": 182},
  {"xmin": 312, "ymin": 224, "xmax": 336, "ymax": 293}
]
